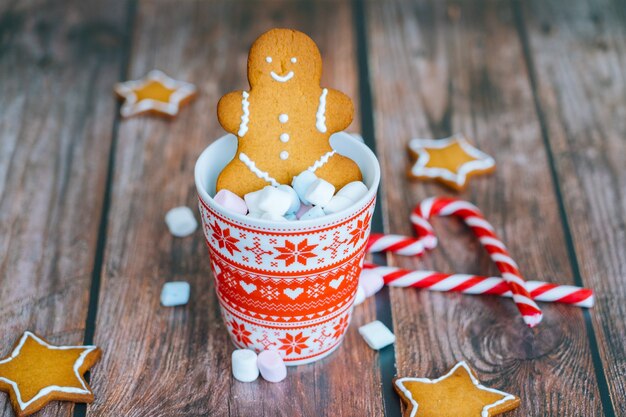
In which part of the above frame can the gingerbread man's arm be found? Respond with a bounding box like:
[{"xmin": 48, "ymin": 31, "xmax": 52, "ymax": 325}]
[
  {"xmin": 217, "ymin": 91, "xmax": 246, "ymax": 135},
  {"xmin": 324, "ymin": 88, "xmax": 354, "ymax": 133}
]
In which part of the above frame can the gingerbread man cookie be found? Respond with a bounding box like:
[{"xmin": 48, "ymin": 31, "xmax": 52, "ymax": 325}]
[{"xmin": 216, "ymin": 28, "xmax": 362, "ymax": 197}]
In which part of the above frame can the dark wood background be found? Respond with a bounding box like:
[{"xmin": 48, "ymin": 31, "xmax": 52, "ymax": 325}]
[{"xmin": 1, "ymin": 0, "xmax": 624, "ymax": 416}]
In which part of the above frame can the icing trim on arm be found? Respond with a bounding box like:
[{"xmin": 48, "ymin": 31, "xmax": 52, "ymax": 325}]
[
  {"xmin": 238, "ymin": 91, "xmax": 250, "ymax": 137},
  {"xmin": 239, "ymin": 152, "xmax": 280, "ymax": 187},
  {"xmin": 307, "ymin": 150, "xmax": 336, "ymax": 173},
  {"xmin": 316, "ymin": 88, "xmax": 328, "ymax": 133}
]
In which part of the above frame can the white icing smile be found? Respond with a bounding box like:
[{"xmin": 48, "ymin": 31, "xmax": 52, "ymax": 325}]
[{"xmin": 270, "ymin": 71, "xmax": 294, "ymax": 83}]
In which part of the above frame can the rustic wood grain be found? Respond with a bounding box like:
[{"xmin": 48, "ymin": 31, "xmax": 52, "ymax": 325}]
[
  {"xmin": 87, "ymin": 1, "xmax": 382, "ymax": 416},
  {"xmin": 518, "ymin": 0, "xmax": 626, "ymax": 413},
  {"xmin": 0, "ymin": 0, "xmax": 127, "ymax": 416},
  {"xmin": 365, "ymin": 0, "xmax": 604, "ymax": 415},
  {"xmin": 3, "ymin": 0, "xmax": 623, "ymax": 416}
]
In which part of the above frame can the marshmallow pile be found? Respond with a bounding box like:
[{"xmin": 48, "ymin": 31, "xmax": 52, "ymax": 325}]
[
  {"xmin": 214, "ymin": 170, "xmax": 368, "ymax": 221},
  {"xmin": 232, "ymin": 349, "xmax": 287, "ymax": 383}
]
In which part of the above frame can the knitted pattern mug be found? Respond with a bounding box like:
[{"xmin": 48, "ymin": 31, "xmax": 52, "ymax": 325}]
[{"xmin": 195, "ymin": 133, "xmax": 380, "ymax": 365}]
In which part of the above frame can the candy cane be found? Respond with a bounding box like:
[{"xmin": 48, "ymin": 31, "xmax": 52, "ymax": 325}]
[
  {"xmin": 368, "ymin": 197, "xmax": 545, "ymax": 327},
  {"xmin": 362, "ymin": 263, "xmax": 594, "ymax": 308}
]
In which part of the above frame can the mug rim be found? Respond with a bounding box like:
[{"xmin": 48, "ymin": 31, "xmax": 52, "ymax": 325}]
[{"xmin": 194, "ymin": 132, "xmax": 380, "ymax": 230}]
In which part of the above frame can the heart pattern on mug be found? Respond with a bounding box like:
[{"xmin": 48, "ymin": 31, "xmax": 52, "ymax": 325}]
[
  {"xmin": 329, "ymin": 275, "xmax": 345, "ymax": 290},
  {"xmin": 239, "ymin": 280, "xmax": 257, "ymax": 294},
  {"xmin": 284, "ymin": 287, "xmax": 304, "ymax": 300}
]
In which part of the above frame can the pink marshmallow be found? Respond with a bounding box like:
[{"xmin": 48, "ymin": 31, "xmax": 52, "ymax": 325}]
[
  {"xmin": 257, "ymin": 350, "xmax": 287, "ymax": 383},
  {"xmin": 359, "ymin": 269, "xmax": 385, "ymax": 298},
  {"xmin": 296, "ymin": 204, "xmax": 312, "ymax": 219},
  {"xmin": 214, "ymin": 189, "xmax": 247, "ymax": 215}
]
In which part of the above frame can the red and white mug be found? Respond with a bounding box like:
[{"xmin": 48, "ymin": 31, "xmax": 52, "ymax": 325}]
[{"xmin": 195, "ymin": 132, "xmax": 380, "ymax": 365}]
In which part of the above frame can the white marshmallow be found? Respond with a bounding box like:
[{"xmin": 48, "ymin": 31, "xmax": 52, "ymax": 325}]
[
  {"xmin": 353, "ymin": 286, "xmax": 366, "ymax": 306},
  {"xmin": 322, "ymin": 195, "xmax": 353, "ymax": 214},
  {"xmin": 214, "ymin": 189, "xmax": 248, "ymax": 215},
  {"xmin": 258, "ymin": 186, "xmax": 291, "ymax": 215},
  {"xmin": 291, "ymin": 170, "xmax": 318, "ymax": 204},
  {"xmin": 244, "ymin": 189, "xmax": 264, "ymax": 213},
  {"xmin": 299, "ymin": 205, "xmax": 325, "ymax": 220},
  {"xmin": 358, "ymin": 320, "xmax": 396, "ymax": 350},
  {"xmin": 247, "ymin": 211, "xmax": 264, "ymax": 219},
  {"xmin": 160, "ymin": 281, "xmax": 190, "ymax": 307},
  {"xmin": 277, "ymin": 185, "xmax": 301, "ymax": 214},
  {"xmin": 261, "ymin": 212, "xmax": 287, "ymax": 222},
  {"xmin": 232, "ymin": 349, "xmax": 259, "ymax": 382},
  {"xmin": 165, "ymin": 207, "xmax": 198, "ymax": 237},
  {"xmin": 359, "ymin": 269, "xmax": 385, "ymax": 297},
  {"xmin": 257, "ymin": 350, "xmax": 287, "ymax": 383},
  {"xmin": 285, "ymin": 213, "xmax": 297, "ymax": 221},
  {"xmin": 336, "ymin": 181, "xmax": 368, "ymax": 202},
  {"xmin": 304, "ymin": 179, "xmax": 335, "ymax": 207}
]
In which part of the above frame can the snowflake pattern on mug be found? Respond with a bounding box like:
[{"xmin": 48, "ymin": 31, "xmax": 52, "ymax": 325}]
[
  {"xmin": 279, "ymin": 332, "xmax": 310, "ymax": 356},
  {"xmin": 229, "ymin": 320, "xmax": 252, "ymax": 346},
  {"xmin": 274, "ymin": 239, "xmax": 318, "ymax": 267},
  {"xmin": 332, "ymin": 315, "xmax": 350, "ymax": 339},
  {"xmin": 210, "ymin": 222, "xmax": 240, "ymax": 255},
  {"xmin": 347, "ymin": 211, "xmax": 372, "ymax": 247}
]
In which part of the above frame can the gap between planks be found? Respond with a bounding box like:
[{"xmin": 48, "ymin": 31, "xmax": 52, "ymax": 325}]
[
  {"xmin": 352, "ymin": 1, "xmax": 401, "ymax": 416},
  {"xmin": 74, "ymin": 1, "xmax": 138, "ymax": 417}
]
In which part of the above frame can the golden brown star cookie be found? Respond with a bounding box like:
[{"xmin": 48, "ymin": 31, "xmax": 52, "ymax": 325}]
[
  {"xmin": 0, "ymin": 331, "xmax": 102, "ymax": 417},
  {"xmin": 408, "ymin": 133, "xmax": 495, "ymax": 191},
  {"xmin": 115, "ymin": 69, "xmax": 197, "ymax": 118},
  {"xmin": 393, "ymin": 361, "xmax": 520, "ymax": 417}
]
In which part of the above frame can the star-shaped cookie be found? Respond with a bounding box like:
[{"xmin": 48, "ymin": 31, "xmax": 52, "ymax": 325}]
[
  {"xmin": 114, "ymin": 69, "xmax": 197, "ymax": 118},
  {"xmin": 394, "ymin": 361, "xmax": 520, "ymax": 417},
  {"xmin": 408, "ymin": 133, "xmax": 495, "ymax": 191},
  {"xmin": 0, "ymin": 331, "xmax": 102, "ymax": 417}
]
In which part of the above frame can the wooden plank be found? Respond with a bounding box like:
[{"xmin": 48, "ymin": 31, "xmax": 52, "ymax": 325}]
[
  {"xmin": 519, "ymin": 0, "xmax": 626, "ymax": 413},
  {"xmin": 87, "ymin": 1, "xmax": 382, "ymax": 416},
  {"xmin": 365, "ymin": 0, "xmax": 604, "ymax": 415},
  {"xmin": 0, "ymin": 0, "xmax": 127, "ymax": 416}
]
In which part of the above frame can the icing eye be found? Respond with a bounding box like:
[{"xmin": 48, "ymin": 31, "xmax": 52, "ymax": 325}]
[
  {"xmin": 266, "ymin": 57, "xmax": 272, "ymax": 63},
  {"xmin": 291, "ymin": 57, "xmax": 297, "ymax": 63}
]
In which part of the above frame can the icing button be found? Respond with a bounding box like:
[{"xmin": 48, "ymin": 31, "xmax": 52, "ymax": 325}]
[
  {"xmin": 280, "ymin": 151, "xmax": 289, "ymax": 160},
  {"xmin": 279, "ymin": 113, "xmax": 288, "ymax": 123},
  {"xmin": 280, "ymin": 133, "xmax": 289, "ymax": 143}
]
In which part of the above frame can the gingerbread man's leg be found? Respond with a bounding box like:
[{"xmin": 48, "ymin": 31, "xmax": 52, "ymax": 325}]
[
  {"xmin": 315, "ymin": 154, "xmax": 362, "ymax": 191},
  {"xmin": 216, "ymin": 158, "xmax": 272, "ymax": 197}
]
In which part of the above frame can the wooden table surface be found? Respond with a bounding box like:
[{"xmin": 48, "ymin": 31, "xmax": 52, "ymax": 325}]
[{"xmin": 1, "ymin": 0, "xmax": 625, "ymax": 416}]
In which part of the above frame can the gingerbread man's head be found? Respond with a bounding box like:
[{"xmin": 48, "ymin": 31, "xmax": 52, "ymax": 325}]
[{"xmin": 247, "ymin": 28, "xmax": 322, "ymax": 88}]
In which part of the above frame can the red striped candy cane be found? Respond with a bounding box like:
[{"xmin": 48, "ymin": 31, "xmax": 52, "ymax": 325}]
[
  {"xmin": 362, "ymin": 263, "xmax": 594, "ymax": 308},
  {"xmin": 368, "ymin": 197, "xmax": 544, "ymax": 327}
]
